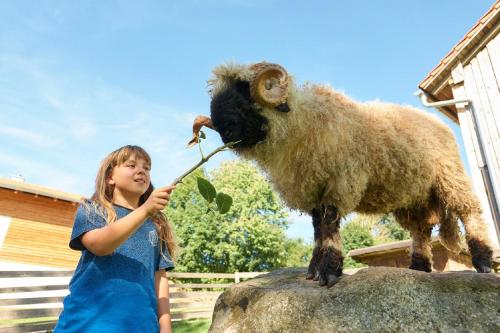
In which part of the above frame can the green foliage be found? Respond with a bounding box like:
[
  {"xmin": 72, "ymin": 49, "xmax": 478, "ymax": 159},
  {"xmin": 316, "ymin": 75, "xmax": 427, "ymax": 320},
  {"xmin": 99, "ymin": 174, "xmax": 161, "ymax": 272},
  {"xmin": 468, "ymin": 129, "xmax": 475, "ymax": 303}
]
[
  {"xmin": 379, "ymin": 214, "xmax": 411, "ymax": 241},
  {"xmin": 283, "ymin": 238, "xmax": 313, "ymax": 267},
  {"xmin": 196, "ymin": 177, "xmax": 233, "ymax": 214},
  {"xmin": 341, "ymin": 218, "xmax": 374, "ymax": 268},
  {"xmin": 166, "ymin": 160, "xmax": 293, "ymax": 273},
  {"xmin": 172, "ymin": 319, "xmax": 211, "ymax": 333},
  {"xmin": 341, "ymin": 213, "xmax": 411, "ymax": 268},
  {"xmin": 215, "ymin": 192, "xmax": 232, "ymax": 214},
  {"xmin": 197, "ymin": 177, "xmax": 216, "ymax": 203}
]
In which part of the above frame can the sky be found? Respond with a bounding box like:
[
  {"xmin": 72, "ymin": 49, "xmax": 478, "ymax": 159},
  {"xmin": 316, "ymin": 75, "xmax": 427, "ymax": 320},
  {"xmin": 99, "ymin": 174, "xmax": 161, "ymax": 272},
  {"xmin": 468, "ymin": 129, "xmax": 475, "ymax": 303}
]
[{"xmin": 0, "ymin": 0, "xmax": 496, "ymax": 242}]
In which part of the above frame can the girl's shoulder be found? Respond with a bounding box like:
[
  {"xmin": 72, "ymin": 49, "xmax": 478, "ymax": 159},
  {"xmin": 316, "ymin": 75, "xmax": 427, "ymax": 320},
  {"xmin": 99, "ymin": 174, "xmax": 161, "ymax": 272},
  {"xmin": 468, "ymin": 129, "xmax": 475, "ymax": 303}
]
[{"xmin": 75, "ymin": 199, "xmax": 107, "ymax": 226}]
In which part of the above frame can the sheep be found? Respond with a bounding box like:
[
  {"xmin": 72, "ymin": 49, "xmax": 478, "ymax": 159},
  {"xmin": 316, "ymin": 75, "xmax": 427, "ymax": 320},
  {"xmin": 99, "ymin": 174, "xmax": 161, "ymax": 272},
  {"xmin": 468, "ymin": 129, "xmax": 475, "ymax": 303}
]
[{"xmin": 190, "ymin": 62, "xmax": 493, "ymax": 287}]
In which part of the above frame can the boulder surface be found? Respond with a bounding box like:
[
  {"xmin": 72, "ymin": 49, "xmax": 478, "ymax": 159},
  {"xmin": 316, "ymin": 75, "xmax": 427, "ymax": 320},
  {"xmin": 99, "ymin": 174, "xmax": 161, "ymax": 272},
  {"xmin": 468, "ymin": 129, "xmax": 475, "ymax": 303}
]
[{"xmin": 209, "ymin": 267, "xmax": 500, "ymax": 333}]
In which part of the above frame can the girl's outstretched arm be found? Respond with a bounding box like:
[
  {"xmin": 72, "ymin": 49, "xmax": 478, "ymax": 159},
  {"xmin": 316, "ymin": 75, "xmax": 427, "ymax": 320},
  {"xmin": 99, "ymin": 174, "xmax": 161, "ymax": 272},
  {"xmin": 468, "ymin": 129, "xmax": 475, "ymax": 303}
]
[
  {"xmin": 156, "ymin": 270, "xmax": 172, "ymax": 333},
  {"xmin": 81, "ymin": 185, "xmax": 175, "ymax": 256}
]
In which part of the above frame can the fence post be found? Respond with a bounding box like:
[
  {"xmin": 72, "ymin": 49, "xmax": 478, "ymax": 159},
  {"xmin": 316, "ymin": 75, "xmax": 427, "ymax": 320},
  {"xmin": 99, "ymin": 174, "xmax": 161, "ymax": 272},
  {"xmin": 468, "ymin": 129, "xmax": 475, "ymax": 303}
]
[{"xmin": 235, "ymin": 271, "xmax": 240, "ymax": 283}]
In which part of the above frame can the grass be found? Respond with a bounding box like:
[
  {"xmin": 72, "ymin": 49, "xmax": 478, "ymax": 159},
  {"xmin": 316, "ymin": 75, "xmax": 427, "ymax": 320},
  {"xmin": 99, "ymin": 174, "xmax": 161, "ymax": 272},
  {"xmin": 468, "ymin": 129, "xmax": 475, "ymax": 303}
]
[
  {"xmin": 1, "ymin": 317, "xmax": 211, "ymax": 333},
  {"xmin": 172, "ymin": 319, "xmax": 211, "ymax": 333}
]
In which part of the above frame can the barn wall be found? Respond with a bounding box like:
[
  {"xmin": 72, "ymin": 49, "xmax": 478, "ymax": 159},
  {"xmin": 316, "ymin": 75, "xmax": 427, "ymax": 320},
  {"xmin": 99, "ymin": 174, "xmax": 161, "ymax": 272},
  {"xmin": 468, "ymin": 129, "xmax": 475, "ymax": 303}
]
[
  {"xmin": 0, "ymin": 188, "xmax": 78, "ymax": 227},
  {"xmin": 451, "ymin": 32, "xmax": 500, "ymax": 245},
  {"xmin": 0, "ymin": 217, "xmax": 80, "ymax": 268},
  {"xmin": 0, "ymin": 189, "xmax": 80, "ymax": 268}
]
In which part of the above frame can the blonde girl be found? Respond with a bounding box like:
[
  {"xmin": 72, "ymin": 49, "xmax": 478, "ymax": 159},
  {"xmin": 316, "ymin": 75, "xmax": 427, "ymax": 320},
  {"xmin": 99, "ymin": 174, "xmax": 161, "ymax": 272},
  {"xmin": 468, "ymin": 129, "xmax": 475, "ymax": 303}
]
[{"xmin": 55, "ymin": 145, "xmax": 177, "ymax": 333}]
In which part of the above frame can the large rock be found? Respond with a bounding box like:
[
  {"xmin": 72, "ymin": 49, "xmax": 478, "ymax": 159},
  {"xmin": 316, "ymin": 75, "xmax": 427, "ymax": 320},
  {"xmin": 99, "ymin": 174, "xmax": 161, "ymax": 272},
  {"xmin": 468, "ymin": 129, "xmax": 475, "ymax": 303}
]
[{"xmin": 209, "ymin": 267, "xmax": 500, "ymax": 333}]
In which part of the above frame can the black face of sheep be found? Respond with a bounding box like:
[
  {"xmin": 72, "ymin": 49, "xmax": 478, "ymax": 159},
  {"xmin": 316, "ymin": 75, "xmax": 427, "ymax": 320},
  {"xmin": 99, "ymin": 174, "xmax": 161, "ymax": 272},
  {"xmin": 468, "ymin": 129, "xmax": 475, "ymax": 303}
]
[
  {"xmin": 210, "ymin": 63, "xmax": 290, "ymax": 149},
  {"xmin": 210, "ymin": 81, "xmax": 269, "ymax": 148}
]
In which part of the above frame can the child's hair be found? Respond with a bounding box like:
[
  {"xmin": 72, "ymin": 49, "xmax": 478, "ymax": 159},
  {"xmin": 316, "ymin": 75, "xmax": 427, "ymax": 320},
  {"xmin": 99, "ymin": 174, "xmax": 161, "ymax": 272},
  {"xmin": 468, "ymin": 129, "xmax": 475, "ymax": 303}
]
[{"xmin": 87, "ymin": 145, "xmax": 178, "ymax": 260}]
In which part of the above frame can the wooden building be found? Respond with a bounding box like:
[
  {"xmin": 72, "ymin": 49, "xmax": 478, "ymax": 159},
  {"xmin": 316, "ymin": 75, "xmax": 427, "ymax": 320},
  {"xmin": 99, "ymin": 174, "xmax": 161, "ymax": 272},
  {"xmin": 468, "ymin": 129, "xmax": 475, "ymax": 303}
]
[
  {"xmin": 0, "ymin": 177, "xmax": 82, "ymax": 268},
  {"xmin": 418, "ymin": 0, "xmax": 500, "ymax": 246},
  {"xmin": 349, "ymin": 238, "xmax": 499, "ymax": 272}
]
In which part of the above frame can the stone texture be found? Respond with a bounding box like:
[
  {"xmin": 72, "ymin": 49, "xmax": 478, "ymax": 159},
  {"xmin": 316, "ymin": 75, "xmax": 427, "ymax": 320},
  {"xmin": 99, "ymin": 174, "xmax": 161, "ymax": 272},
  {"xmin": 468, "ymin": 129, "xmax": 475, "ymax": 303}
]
[{"xmin": 209, "ymin": 267, "xmax": 500, "ymax": 333}]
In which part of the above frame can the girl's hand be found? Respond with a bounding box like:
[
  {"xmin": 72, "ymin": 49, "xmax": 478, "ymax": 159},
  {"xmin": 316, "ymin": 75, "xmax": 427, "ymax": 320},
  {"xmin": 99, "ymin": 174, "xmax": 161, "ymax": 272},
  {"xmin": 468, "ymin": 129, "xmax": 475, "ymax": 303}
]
[{"xmin": 141, "ymin": 185, "xmax": 176, "ymax": 216}]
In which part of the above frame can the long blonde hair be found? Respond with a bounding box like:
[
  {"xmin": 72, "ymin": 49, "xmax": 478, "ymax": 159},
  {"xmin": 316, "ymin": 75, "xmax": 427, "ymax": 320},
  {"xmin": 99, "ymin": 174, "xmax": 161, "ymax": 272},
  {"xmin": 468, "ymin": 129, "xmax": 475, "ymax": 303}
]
[{"xmin": 88, "ymin": 145, "xmax": 178, "ymax": 260}]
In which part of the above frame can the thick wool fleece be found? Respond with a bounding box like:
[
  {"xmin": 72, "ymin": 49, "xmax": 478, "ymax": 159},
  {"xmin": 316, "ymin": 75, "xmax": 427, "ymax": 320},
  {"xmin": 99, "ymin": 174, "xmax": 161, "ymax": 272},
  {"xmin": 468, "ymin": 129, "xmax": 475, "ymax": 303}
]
[{"xmin": 209, "ymin": 63, "xmax": 491, "ymax": 255}]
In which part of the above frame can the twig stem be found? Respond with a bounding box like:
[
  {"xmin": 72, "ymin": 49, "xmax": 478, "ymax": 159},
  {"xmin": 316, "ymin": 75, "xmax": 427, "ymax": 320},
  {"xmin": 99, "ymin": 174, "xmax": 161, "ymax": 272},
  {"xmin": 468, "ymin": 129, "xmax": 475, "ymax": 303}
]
[{"xmin": 171, "ymin": 141, "xmax": 238, "ymax": 186}]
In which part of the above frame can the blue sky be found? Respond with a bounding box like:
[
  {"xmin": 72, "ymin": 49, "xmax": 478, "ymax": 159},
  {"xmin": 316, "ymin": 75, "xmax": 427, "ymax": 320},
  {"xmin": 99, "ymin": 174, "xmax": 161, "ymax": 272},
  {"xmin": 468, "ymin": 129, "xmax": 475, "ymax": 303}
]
[{"xmin": 0, "ymin": 0, "xmax": 495, "ymax": 242}]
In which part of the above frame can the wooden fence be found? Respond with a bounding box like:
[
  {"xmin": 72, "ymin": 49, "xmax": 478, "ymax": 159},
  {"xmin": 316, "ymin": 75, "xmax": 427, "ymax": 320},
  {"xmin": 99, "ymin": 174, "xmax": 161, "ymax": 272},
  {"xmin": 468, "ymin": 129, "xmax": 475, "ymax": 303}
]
[{"xmin": 0, "ymin": 270, "xmax": 265, "ymax": 333}]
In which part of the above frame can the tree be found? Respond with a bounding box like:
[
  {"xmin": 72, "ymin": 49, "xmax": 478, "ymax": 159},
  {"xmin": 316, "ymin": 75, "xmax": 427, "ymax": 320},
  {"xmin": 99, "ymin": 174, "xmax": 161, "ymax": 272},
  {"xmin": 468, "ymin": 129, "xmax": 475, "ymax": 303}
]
[
  {"xmin": 166, "ymin": 160, "xmax": 292, "ymax": 273},
  {"xmin": 378, "ymin": 214, "xmax": 411, "ymax": 241},
  {"xmin": 341, "ymin": 213, "xmax": 411, "ymax": 268},
  {"xmin": 283, "ymin": 238, "xmax": 313, "ymax": 267},
  {"xmin": 341, "ymin": 216, "xmax": 375, "ymax": 268}
]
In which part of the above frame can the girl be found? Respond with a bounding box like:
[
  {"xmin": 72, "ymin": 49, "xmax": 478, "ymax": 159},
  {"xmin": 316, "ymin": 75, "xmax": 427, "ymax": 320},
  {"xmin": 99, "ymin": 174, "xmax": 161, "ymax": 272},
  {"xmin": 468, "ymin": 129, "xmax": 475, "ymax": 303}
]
[{"xmin": 55, "ymin": 145, "xmax": 177, "ymax": 333}]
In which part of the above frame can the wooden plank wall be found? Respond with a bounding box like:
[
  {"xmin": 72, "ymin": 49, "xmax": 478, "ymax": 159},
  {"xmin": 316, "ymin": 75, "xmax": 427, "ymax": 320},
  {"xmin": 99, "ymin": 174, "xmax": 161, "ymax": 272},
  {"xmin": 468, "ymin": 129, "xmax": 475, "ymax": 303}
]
[
  {"xmin": 464, "ymin": 33, "xmax": 500, "ymax": 179},
  {"xmin": 0, "ymin": 189, "xmax": 78, "ymax": 228},
  {"xmin": 452, "ymin": 32, "xmax": 500, "ymax": 245},
  {"xmin": 0, "ymin": 218, "xmax": 79, "ymax": 269},
  {"xmin": 0, "ymin": 188, "xmax": 80, "ymax": 268}
]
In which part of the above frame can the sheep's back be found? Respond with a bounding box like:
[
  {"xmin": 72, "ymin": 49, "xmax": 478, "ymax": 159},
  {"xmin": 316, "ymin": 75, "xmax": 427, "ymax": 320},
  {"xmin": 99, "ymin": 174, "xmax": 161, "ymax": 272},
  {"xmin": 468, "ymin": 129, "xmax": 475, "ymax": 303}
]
[
  {"xmin": 354, "ymin": 101, "xmax": 461, "ymax": 213},
  {"xmin": 242, "ymin": 84, "xmax": 462, "ymax": 214}
]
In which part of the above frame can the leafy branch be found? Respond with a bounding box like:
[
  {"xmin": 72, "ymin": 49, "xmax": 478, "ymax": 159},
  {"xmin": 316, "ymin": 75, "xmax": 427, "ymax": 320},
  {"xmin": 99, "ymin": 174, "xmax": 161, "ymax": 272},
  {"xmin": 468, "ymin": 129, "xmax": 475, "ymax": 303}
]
[
  {"xmin": 171, "ymin": 140, "xmax": 237, "ymax": 186},
  {"xmin": 172, "ymin": 130, "xmax": 238, "ymax": 214}
]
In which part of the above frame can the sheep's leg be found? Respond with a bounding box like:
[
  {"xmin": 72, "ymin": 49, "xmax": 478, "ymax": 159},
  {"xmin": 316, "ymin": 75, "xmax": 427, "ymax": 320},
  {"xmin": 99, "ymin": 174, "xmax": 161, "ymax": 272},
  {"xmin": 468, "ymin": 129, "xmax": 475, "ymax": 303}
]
[
  {"xmin": 306, "ymin": 208, "xmax": 321, "ymax": 280},
  {"xmin": 395, "ymin": 208, "xmax": 434, "ymax": 272},
  {"xmin": 408, "ymin": 226, "xmax": 433, "ymax": 272},
  {"xmin": 317, "ymin": 205, "xmax": 343, "ymax": 287},
  {"xmin": 433, "ymin": 163, "xmax": 492, "ymax": 272},
  {"xmin": 460, "ymin": 212, "xmax": 492, "ymax": 273}
]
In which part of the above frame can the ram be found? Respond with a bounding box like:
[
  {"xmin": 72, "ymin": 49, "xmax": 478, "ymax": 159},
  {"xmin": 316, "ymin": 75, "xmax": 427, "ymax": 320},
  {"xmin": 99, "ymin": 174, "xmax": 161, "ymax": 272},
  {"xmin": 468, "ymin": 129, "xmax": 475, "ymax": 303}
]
[{"xmin": 191, "ymin": 62, "xmax": 493, "ymax": 287}]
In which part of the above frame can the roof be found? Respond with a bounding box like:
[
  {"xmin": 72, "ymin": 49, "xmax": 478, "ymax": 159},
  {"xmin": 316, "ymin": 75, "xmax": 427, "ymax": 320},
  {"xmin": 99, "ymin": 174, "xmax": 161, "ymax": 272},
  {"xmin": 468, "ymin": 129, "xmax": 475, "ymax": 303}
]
[
  {"xmin": 348, "ymin": 239, "xmax": 428, "ymax": 258},
  {"xmin": 418, "ymin": 0, "xmax": 500, "ymax": 123},
  {"xmin": 0, "ymin": 177, "xmax": 83, "ymax": 203},
  {"xmin": 348, "ymin": 239, "xmax": 500, "ymax": 269}
]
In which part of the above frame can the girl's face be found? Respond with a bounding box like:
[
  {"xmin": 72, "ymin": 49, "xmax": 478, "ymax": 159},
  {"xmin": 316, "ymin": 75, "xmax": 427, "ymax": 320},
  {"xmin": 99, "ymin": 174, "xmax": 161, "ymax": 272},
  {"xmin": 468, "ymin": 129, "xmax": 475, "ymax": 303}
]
[{"xmin": 108, "ymin": 154, "xmax": 151, "ymax": 198}]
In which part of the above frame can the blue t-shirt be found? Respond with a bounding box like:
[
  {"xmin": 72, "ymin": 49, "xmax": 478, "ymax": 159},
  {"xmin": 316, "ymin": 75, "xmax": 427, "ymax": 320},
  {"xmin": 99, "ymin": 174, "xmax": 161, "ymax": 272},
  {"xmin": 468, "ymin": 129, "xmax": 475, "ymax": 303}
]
[{"xmin": 54, "ymin": 202, "xmax": 174, "ymax": 333}]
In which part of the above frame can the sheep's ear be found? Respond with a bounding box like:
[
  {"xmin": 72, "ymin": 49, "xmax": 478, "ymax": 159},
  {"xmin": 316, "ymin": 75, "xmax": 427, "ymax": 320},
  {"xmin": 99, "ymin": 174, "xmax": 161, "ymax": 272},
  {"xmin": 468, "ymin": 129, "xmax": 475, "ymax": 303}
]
[{"xmin": 250, "ymin": 63, "xmax": 288, "ymax": 108}]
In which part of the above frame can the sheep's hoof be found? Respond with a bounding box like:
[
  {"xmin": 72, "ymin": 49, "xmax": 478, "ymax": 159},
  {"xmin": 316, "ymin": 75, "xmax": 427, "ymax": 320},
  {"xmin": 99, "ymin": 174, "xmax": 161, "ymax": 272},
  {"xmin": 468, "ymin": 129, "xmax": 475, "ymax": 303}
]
[
  {"xmin": 318, "ymin": 274, "xmax": 339, "ymax": 288},
  {"xmin": 409, "ymin": 253, "xmax": 432, "ymax": 272},
  {"xmin": 318, "ymin": 275, "xmax": 327, "ymax": 286},
  {"xmin": 409, "ymin": 264, "xmax": 432, "ymax": 273},
  {"xmin": 326, "ymin": 275, "xmax": 339, "ymax": 288},
  {"xmin": 468, "ymin": 238, "xmax": 493, "ymax": 273},
  {"xmin": 475, "ymin": 265, "xmax": 491, "ymax": 273},
  {"xmin": 306, "ymin": 271, "xmax": 320, "ymax": 281},
  {"xmin": 317, "ymin": 247, "xmax": 343, "ymax": 287},
  {"xmin": 305, "ymin": 269, "xmax": 319, "ymax": 280}
]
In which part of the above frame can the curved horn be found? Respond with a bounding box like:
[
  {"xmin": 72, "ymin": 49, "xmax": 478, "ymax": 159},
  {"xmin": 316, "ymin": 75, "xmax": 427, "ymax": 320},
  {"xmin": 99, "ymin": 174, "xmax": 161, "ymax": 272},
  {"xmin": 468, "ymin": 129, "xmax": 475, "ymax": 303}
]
[
  {"xmin": 187, "ymin": 115, "xmax": 214, "ymax": 148},
  {"xmin": 249, "ymin": 63, "xmax": 288, "ymax": 108}
]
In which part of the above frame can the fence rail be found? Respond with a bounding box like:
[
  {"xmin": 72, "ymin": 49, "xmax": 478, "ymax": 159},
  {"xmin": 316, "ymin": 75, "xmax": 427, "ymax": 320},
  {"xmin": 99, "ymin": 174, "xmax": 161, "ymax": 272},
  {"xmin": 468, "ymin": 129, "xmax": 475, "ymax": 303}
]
[{"xmin": 0, "ymin": 270, "xmax": 266, "ymax": 333}]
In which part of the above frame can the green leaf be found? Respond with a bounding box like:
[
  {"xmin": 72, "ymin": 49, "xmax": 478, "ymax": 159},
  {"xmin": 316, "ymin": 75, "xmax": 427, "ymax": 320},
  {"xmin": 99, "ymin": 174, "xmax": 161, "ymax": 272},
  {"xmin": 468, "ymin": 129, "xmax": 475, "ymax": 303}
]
[
  {"xmin": 199, "ymin": 130, "xmax": 206, "ymax": 140},
  {"xmin": 216, "ymin": 192, "xmax": 233, "ymax": 214},
  {"xmin": 197, "ymin": 177, "xmax": 216, "ymax": 203}
]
